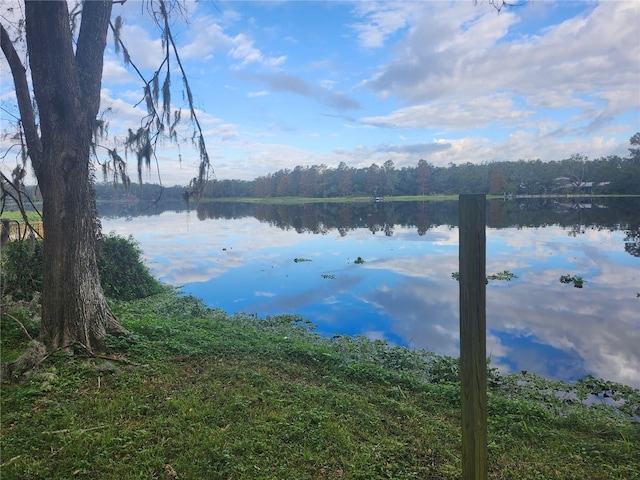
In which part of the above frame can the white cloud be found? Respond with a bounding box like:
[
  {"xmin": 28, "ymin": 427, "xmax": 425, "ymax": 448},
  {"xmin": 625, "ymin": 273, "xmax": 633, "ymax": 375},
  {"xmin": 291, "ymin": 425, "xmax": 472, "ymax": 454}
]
[
  {"xmin": 349, "ymin": 1, "xmax": 419, "ymax": 48},
  {"xmin": 360, "ymin": 93, "xmax": 533, "ymax": 130},
  {"xmin": 101, "ymin": 59, "xmax": 136, "ymax": 85},
  {"xmin": 230, "ymin": 33, "xmax": 287, "ymax": 68},
  {"xmin": 248, "ymin": 90, "xmax": 269, "ymax": 98},
  {"xmin": 360, "ymin": 1, "xmax": 639, "ymax": 124},
  {"xmin": 110, "ymin": 23, "xmax": 165, "ymax": 71}
]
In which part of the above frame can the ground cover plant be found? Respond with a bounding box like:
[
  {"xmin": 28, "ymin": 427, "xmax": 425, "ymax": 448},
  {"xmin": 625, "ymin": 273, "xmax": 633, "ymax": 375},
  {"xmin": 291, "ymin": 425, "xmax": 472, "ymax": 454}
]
[{"xmin": 1, "ymin": 290, "xmax": 639, "ymax": 480}]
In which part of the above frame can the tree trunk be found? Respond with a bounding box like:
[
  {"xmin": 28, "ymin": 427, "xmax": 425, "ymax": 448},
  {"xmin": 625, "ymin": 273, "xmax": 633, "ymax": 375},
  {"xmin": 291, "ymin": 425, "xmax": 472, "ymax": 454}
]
[{"xmin": 24, "ymin": 1, "xmax": 124, "ymax": 349}]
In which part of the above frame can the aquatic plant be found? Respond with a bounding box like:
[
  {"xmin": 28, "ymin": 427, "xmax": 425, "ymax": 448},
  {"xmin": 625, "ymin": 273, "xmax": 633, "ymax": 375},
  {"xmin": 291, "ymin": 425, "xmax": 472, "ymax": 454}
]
[{"xmin": 560, "ymin": 274, "xmax": 585, "ymax": 288}]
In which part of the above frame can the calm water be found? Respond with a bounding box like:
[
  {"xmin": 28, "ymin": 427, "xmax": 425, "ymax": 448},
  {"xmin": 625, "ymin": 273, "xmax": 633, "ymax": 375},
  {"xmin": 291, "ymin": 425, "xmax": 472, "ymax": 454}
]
[{"xmin": 101, "ymin": 198, "xmax": 640, "ymax": 388}]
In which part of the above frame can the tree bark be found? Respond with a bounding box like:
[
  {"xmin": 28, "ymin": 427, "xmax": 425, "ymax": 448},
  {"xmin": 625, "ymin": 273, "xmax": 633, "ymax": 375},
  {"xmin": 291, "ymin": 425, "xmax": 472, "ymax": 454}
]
[{"xmin": 23, "ymin": 1, "xmax": 124, "ymax": 349}]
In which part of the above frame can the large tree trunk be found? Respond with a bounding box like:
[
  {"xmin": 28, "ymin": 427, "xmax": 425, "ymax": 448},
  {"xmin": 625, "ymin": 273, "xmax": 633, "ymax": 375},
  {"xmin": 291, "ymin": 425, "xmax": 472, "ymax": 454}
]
[{"xmin": 24, "ymin": 1, "xmax": 124, "ymax": 349}]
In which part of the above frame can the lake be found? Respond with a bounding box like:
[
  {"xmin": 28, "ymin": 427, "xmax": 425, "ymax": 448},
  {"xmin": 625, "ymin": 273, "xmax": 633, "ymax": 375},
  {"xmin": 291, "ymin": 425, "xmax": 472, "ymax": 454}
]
[{"xmin": 100, "ymin": 198, "xmax": 640, "ymax": 388}]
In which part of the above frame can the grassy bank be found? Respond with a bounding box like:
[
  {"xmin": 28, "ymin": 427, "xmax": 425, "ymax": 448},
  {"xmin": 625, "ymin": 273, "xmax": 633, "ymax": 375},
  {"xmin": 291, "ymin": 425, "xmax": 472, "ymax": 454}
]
[
  {"xmin": 191, "ymin": 194, "xmax": 640, "ymax": 205},
  {"xmin": 200, "ymin": 195, "xmax": 458, "ymax": 204},
  {"xmin": 0, "ymin": 210, "xmax": 42, "ymax": 222},
  {"xmin": 1, "ymin": 291, "xmax": 639, "ymax": 479}
]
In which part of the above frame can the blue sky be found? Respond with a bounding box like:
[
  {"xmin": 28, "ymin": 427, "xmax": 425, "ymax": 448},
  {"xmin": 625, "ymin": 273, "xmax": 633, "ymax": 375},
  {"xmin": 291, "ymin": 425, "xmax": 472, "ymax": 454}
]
[{"xmin": 2, "ymin": 0, "xmax": 640, "ymax": 185}]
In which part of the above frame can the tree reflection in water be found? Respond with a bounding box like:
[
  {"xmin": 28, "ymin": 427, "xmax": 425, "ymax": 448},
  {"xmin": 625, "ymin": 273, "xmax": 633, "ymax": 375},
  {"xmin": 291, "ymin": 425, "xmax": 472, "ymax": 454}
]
[{"xmin": 100, "ymin": 198, "xmax": 640, "ymax": 387}]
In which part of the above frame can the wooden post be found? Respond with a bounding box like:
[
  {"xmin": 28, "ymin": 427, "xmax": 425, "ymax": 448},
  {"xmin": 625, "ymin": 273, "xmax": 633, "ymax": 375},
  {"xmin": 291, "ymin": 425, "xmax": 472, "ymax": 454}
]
[{"xmin": 459, "ymin": 194, "xmax": 487, "ymax": 480}]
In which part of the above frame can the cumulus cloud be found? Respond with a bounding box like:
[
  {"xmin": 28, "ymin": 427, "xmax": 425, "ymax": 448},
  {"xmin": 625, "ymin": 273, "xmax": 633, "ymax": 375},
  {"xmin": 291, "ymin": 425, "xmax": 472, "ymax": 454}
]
[
  {"xmin": 177, "ymin": 14, "xmax": 286, "ymax": 69},
  {"xmin": 358, "ymin": 1, "xmax": 639, "ymax": 127}
]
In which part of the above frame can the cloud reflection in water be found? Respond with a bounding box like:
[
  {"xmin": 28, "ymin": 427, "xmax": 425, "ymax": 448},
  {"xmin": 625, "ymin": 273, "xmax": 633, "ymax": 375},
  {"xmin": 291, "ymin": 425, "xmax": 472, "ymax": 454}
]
[{"xmin": 103, "ymin": 211, "xmax": 640, "ymax": 388}]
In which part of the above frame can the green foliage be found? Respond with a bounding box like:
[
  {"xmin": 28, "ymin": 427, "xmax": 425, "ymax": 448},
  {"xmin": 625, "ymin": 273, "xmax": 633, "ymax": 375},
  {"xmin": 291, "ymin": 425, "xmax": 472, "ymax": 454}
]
[
  {"xmin": 1, "ymin": 239, "xmax": 43, "ymax": 301},
  {"xmin": 1, "ymin": 234, "xmax": 164, "ymax": 302},
  {"xmin": 560, "ymin": 274, "xmax": 585, "ymax": 288},
  {"xmin": 486, "ymin": 270, "xmax": 518, "ymax": 282},
  {"xmin": 183, "ymin": 152, "xmax": 640, "ymax": 199},
  {"xmin": 0, "ymin": 303, "xmax": 41, "ymax": 363},
  {"xmin": 97, "ymin": 233, "xmax": 165, "ymax": 300},
  {"xmin": 451, "ymin": 270, "xmax": 518, "ymax": 284}
]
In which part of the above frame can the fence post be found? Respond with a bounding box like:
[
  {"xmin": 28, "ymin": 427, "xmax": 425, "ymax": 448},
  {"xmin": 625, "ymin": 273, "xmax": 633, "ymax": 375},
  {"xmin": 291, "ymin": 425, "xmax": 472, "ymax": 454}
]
[{"xmin": 459, "ymin": 194, "xmax": 487, "ymax": 480}]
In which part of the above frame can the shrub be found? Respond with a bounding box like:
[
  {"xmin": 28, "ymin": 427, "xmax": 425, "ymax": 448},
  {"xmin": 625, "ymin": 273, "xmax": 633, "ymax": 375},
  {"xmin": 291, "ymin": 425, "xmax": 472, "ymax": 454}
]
[
  {"xmin": 1, "ymin": 233, "xmax": 163, "ymax": 302},
  {"xmin": 97, "ymin": 233, "xmax": 165, "ymax": 300},
  {"xmin": 1, "ymin": 239, "xmax": 43, "ymax": 301}
]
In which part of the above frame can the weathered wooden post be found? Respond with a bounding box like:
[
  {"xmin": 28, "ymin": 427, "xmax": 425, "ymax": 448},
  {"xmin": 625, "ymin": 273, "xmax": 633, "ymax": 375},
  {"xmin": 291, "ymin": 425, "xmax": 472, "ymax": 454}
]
[{"xmin": 459, "ymin": 194, "xmax": 487, "ymax": 480}]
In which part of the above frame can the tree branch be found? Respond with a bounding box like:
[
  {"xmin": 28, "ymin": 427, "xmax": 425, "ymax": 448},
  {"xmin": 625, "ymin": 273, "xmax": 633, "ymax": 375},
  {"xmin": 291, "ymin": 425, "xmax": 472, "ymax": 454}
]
[
  {"xmin": 0, "ymin": 22, "xmax": 43, "ymax": 176},
  {"xmin": 159, "ymin": 0, "xmax": 213, "ymax": 202},
  {"xmin": 0, "ymin": 171, "xmax": 43, "ymax": 240},
  {"xmin": 3, "ymin": 313, "xmax": 34, "ymax": 341}
]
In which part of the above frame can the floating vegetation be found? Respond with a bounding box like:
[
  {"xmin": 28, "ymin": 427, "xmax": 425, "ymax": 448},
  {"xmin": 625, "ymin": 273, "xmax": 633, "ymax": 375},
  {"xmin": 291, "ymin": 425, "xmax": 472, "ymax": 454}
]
[
  {"xmin": 354, "ymin": 256, "xmax": 365, "ymax": 264},
  {"xmin": 451, "ymin": 270, "xmax": 518, "ymax": 284},
  {"xmin": 487, "ymin": 270, "xmax": 518, "ymax": 282},
  {"xmin": 560, "ymin": 274, "xmax": 585, "ymax": 288},
  {"xmin": 321, "ymin": 274, "xmax": 336, "ymax": 279},
  {"xmin": 293, "ymin": 258, "xmax": 312, "ymax": 263}
]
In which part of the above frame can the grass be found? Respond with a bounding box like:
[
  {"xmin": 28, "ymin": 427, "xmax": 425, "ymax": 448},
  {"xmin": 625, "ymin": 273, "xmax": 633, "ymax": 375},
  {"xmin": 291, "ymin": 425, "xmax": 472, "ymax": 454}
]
[
  {"xmin": 200, "ymin": 195, "xmax": 458, "ymax": 204},
  {"xmin": 1, "ymin": 291, "xmax": 639, "ymax": 479},
  {"xmin": 0, "ymin": 210, "xmax": 42, "ymax": 222}
]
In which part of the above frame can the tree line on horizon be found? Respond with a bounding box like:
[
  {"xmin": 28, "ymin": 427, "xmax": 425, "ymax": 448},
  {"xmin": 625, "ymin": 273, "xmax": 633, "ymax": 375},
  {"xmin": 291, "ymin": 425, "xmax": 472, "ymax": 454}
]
[
  {"xmin": 90, "ymin": 134, "xmax": 639, "ymax": 201},
  {"xmin": 13, "ymin": 136, "xmax": 637, "ymax": 206}
]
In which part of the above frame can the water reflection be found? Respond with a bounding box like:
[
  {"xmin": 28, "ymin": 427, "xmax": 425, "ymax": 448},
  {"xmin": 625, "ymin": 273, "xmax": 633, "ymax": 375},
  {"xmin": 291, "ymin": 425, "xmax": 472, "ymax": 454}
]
[{"xmin": 101, "ymin": 199, "xmax": 640, "ymax": 387}]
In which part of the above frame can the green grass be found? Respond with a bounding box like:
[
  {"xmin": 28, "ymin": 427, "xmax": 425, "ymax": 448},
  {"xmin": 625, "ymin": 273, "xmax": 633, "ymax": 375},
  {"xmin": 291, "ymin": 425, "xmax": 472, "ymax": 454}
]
[
  {"xmin": 1, "ymin": 291, "xmax": 639, "ymax": 479},
  {"xmin": 201, "ymin": 195, "xmax": 458, "ymax": 204},
  {"xmin": 0, "ymin": 210, "xmax": 42, "ymax": 222}
]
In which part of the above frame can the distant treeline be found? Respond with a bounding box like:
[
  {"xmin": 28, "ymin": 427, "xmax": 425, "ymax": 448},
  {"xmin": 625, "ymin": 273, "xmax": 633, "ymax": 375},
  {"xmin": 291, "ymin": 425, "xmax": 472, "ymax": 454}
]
[
  {"xmin": 226, "ymin": 154, "xmax": 639, "ymax": 198},
  {"xmin": 89, "ymin": 152, "xmax": 640, "ymax": 204}
]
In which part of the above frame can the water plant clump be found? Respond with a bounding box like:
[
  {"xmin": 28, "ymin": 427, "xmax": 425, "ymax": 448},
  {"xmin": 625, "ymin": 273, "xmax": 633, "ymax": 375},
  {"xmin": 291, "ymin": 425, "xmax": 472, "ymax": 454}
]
[
  {"xmin": 451, "ymin": 270, "xmax": 518, "ymax": 284},
  {"xmin": 560, "ymin": 274, "xmax": 585, "ymax": 288}
]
